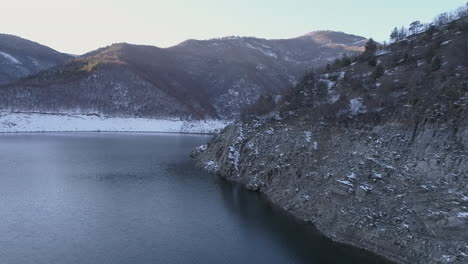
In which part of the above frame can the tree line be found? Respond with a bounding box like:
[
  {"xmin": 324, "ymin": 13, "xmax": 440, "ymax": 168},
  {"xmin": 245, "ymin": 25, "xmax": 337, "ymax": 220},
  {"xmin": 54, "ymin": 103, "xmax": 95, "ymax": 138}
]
[{"xmin": 389, "ymin": 2, "xmax": 468, "ymax": 43}]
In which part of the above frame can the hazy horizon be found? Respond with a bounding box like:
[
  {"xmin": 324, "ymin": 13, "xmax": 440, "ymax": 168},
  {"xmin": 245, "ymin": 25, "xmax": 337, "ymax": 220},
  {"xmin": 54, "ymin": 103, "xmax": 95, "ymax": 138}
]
[{"xmin": 2, "ymin": 0, "xmax": 466, "ymax": 54}]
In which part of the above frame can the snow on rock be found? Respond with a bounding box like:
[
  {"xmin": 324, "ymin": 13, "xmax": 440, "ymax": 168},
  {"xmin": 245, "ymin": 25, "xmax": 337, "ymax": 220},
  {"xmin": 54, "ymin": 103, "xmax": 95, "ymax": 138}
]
[
  {"xmin": 337, "ymin": 179, "xmax": 354, "ymax": 187},
  {"xmin": 441, "ymin": 255, "xmax": 455, "ymax": 263},
  {"xmin": 319, "ymin": 79, "xmax": 335, "ymax": 90},
  {"xmin": 330, "ymin": 94, "xmax": 341, "ymax": 103},
  {"xmin": 338, "ymin": 71, "xmax": 346, "ymax": 80},
  {"xmin": 376, "ymin": 49, "xmax": 390, "ymax": 56},
  {"xmin": 196, "ymin": 144, "xmax": 208, "ymax": 152},
  {"xmin": 265, "ymin": 128, "xmax": 275, "ymax": 135},
  {"xmin": 0, "ymin": 51, "xmax": 21, "ymax": 64},
  {"xmin": 228, "ymin": 146, "xmax": 240, "ymax": 170},
  {"xmin": 318, "ymin": 78, "xmax": 341, "ymax": 103},
  {"xmin": 347, "ymin": 172, "xmax": 357, "ymax": 181},
  {"xmin": 440, "ymin": 40, "xmax": 452, "ymax": 47},
  {"xmin": 372, "ymin": 172, "xmax": 383, "ymax": 179},
  {"xmin": 0, "ymin": 112, "xmax": 229, "ymax": 134},
  {"xmin": 461, "ymin": 194, "xmax": 468, "ymax": 201},
  {"xmin": 359, "ymin": 184, "xmax": 373, "ymax": 192},
  {"xmin": 349, "ymin": 98, "xmax": 367, "ymax": 115},
  {"xmin": 204, "ymin": 160, "xmax": 219, "ymax": 172},
  {"xmin": 457, "ymin": 212, "xmax": 468, "ymax": 218},
  {"xmin": 234, "ymin": 126, "xmax": 245, "ymax": 144},
  {"xmin": 304, "ymin": 131, "xmax": 312, "ymax": 143}
]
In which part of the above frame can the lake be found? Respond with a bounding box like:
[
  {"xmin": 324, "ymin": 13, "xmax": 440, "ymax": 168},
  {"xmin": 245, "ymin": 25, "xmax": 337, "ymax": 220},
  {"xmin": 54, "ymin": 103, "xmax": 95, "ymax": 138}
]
[{"xmin": 0, "ymin": 133, "xmax": 390, "ymax": 264}]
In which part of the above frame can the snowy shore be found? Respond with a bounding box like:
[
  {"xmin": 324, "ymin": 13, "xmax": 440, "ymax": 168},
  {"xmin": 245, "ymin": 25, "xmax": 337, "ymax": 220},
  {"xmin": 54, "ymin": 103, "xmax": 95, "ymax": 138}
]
[{"xmin": 0, "ymin": 112, "xmax": 229, "ymax": 134}]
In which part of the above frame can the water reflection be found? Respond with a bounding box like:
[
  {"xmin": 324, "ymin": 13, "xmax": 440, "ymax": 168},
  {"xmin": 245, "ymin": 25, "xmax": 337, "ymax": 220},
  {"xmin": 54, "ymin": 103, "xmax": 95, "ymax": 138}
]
[{"xmin": 214, "ymin": 176, "xmax": 392, "ymax": 264}]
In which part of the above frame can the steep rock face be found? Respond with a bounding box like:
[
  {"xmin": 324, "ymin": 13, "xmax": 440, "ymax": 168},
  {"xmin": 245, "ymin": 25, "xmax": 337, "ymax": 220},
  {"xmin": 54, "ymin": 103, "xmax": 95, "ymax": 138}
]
[
  {"xmin": 0, "ymin": 34, "xmax": 72, "ymax": 84},
  {"xmin": 195, "ymin": 121, "xmax": 467, "ymax": 264},
  {"xmin": 0, "ymin": 31, "xmax": 365, "ymax": 119},
  {"xmin": 194, "ymin": 18, "xmax": 468, "ymax": 263}
]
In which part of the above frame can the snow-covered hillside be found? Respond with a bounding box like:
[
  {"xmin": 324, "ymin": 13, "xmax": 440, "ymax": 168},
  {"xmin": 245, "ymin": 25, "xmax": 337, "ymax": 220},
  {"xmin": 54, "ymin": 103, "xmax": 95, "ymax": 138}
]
[
  {"xmin": 0, "ymin": 112, "xmax": 229, "ymax": 134},
  {"xmin": 0, "ymin": 34, "xmax": 72, "ymax": 84}
]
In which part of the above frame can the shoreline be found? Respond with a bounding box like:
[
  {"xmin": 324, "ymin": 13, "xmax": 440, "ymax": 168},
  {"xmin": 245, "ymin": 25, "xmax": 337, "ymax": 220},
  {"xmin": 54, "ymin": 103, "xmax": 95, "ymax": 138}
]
[
  {"xmin": 0, "ymin": 112, "xmax": 230, "ymax": 135},
  {"xmin": 192, "ymin": 123, "xmax": 468, "ymax": 264},
  {"xmin": 0, "ymin": 130, "xmax": 217, "ymax": 136},
  {"xmin": 207, "ymin": 171, "xmax": 399, "ymax": 264}
]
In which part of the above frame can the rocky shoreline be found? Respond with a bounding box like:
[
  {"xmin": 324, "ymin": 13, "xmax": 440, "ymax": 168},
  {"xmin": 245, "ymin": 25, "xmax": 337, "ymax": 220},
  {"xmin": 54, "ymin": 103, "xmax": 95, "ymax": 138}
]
[
  {"xmin": 192, "ymin": 118, "xmax": 468, "ymax": 264},
  {"xmin": 192, "ymin": 17, "xmax": 468, "ymax": 264}
]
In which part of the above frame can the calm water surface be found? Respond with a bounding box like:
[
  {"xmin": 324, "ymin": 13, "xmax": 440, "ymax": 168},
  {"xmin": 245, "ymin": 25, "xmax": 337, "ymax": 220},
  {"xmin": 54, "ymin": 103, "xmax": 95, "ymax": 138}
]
[{"xmin": 0, "ymin": 133, "xmax": 390, "ymax": 264}]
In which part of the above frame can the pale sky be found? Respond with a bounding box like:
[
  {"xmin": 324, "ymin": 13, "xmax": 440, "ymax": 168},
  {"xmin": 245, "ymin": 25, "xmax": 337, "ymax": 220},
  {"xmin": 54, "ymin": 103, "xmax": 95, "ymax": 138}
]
[{"xmin": 2, "ymin": 0, "xmax": 466, "ymax": 54}]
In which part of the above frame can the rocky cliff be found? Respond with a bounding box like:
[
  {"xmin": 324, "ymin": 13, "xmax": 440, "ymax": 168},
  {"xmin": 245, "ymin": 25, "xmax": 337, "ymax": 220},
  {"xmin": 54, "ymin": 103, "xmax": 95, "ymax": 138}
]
[{"xmin": 193, "ymin": 18, "xmax": 468, "ymax": 263}]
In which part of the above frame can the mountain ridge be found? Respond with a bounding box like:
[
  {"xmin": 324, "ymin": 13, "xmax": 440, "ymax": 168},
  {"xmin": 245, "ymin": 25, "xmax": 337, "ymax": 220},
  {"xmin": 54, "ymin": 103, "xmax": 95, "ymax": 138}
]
[
  {"xmin": 0, "ymin": 33, "xmax": 72, "ymax": 84},
  {"xmin": 0, "ymin": 30, "xmax": 367, "ymax": 119}
]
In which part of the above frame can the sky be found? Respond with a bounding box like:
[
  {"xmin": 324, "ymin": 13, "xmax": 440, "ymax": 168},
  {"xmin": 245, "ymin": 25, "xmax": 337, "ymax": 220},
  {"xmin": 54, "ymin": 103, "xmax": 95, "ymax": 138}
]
[{"xmin": 2, "ymin": 0, "xmax": 466, "ymax": 54}]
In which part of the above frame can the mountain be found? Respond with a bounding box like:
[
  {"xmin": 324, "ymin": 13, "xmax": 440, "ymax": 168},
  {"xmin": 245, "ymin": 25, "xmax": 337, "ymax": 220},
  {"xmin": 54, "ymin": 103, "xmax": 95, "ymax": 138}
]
[
  {"xmin": 193, "ymin": 16, "xmax": 468, "ymax": 263},
  {"xmin": 0, "ymin": 34, "xmax": 72, "ymax": 84},
  {"xmin": 0, "ymin": 31, "xmax": 365, "ymax": 119}
]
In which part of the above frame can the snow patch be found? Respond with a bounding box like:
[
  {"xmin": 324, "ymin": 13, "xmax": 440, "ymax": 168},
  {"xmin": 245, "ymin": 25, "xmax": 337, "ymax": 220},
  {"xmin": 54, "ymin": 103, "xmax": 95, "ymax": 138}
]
[
  {"xmin": 338, "ymin": 71, "xmax": 346, "ymax": 80},
  {"xmin": 359, "ymin": 184, "xmax": 373, "ymax": 192},
  {"xmin": 0, "ymin": 112, "xmax": 229, "ymax": 134},
  {"xmin": 228, "ymin": 146, "xmax": 240, "ymax": 170},
  {"xmin": 347, "ymin": 173, "xmax": 357, "ymax": 181},
  {"xmin": 457, "ymin": 212, "xmax": 468, "ymax": 218},
  {"xmin": 0, "ymin": 51, "xmax": 21, "ymax": 64},
  {"xmin": 349, "ymin": 98, "xmax": 367, "ymax": 115},
  {"xmin": 196, "ymin": 144, "xmax": 208, "ymax": 152},
  {"xmin": 337, "ymin": 180, "xmax": 353, "ymax": 187},
  {"xmin": 319, "ymin": 79, "xmax": 335, "ymax": 90},
  {"xmin": 304, "ymin": 131, "xmax": 312, "ymax": 143},
  {"xmin": 245, "ymin": 43, "xmax": 278, "ymax": 58},
  {"xmin": 461, "ymin": 194, "xmax": 468, "ymax": 201},
  {"xmin": 204, "ymin": 160, "xmax": 219, "ymax": 172},
  {"xmin": 440, "ymin": 40, "xmax": 452, "ymax": 47},
  {"xmin": 376, "ymin": 49, "xmax": 390, "ymax": 56}
]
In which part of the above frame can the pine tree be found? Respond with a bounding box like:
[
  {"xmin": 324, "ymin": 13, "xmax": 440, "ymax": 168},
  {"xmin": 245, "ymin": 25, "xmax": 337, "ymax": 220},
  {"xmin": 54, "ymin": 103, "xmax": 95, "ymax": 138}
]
[
  {"xmin": 341, "ymin": 54, "xmax": 352, "ymax": 67},
  {"xmin": 409, "ymin": 21, "xmax": 423, "ymax": 35},
  {"xmin": 390, "ymin": 27, "xmax": 399, "ymax": 42},
  {"xmin": 398, "ymin": 27, "xmax": 407, "ymax": 40},
  {"xmin": 434, "ymin": 13, "xmax": 449, "ymax": 26},
  {"xmin": 365, "ymin": 38, "xmax": 378, "ymax": 54}
]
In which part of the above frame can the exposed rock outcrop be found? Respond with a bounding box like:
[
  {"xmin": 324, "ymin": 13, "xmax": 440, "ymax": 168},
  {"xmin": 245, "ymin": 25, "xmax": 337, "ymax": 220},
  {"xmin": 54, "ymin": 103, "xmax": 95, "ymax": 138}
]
[{"xmin": 193, "ymin": 17, "xmax": 468, "ymax": 264}]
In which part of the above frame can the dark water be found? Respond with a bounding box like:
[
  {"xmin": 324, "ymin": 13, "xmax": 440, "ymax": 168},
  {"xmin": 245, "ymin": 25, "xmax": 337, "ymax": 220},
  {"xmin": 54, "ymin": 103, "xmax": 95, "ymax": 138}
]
[{"xmin": 0, "ymin": 133, "xmax": 390, "ymax": 264}]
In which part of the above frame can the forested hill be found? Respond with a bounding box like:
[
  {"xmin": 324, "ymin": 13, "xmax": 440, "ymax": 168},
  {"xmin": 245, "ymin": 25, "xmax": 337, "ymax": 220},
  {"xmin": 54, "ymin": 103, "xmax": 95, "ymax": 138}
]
[{"xmin": 0, "ymin": 31, "xmax": 365, "ymax": 119}]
